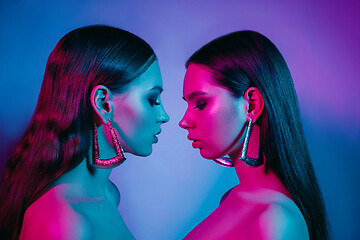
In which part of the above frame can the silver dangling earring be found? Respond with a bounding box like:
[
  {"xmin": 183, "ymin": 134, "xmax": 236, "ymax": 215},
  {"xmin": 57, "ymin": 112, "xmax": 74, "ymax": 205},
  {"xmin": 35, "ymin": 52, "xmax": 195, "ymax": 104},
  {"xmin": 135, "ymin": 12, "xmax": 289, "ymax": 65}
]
[
  {"xmin": 240, "ymin": 118, "xmax": 263, "ymax": 167},
  {"xmin": 213, "ymin": 156, "xmax": 234, "ymax": 167},
  {"xmin": 93, "ymin": 119, "xmax": 126, "ymax": 168}
]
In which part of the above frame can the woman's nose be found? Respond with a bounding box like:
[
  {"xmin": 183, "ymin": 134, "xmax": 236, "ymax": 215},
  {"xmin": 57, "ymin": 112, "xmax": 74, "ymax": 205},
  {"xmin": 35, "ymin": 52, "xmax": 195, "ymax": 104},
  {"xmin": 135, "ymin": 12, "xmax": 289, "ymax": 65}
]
[
  {"xmin": 179, "ymin": 111, "xmax": 194, "ymax": 129},
  {"xmin": 159, "ymin": 105, "xmax": 170, "ymax": 124}
]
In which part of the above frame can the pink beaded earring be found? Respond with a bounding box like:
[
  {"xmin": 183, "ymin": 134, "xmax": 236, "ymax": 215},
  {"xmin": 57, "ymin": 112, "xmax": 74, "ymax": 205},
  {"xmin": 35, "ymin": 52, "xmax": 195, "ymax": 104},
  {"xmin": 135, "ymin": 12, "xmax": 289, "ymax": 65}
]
[{"xmin": 93, "ymin": 119, "xmax": 126, "ymax": 168}]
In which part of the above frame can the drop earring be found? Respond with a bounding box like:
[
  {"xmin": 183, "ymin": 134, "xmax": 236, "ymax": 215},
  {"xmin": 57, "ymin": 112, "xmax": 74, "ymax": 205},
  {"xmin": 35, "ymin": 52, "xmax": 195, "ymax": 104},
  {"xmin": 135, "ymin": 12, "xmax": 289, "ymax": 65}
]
[
  {"xmin": 213, "ymin": 156, "xmax": 234, "ymax": 167},
  {"xmin": 240, "ymin": 118, "xmax": 263, "ymax": 167},
  {"xmin": 93, "ymin": 119, "xmax": 126, "ymax": 168}
]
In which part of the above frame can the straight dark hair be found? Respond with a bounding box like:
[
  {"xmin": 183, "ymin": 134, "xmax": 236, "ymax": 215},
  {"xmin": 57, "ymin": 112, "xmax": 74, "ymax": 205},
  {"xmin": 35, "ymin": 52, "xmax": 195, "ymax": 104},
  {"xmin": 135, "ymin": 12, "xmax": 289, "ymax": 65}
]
[
  {"xmin": 0, "ymin": 25, "xmax": 156, "ymax": 239},
  {"xmin": 186, "ymin": 30, "xmax": 330, "ymax": 240}
]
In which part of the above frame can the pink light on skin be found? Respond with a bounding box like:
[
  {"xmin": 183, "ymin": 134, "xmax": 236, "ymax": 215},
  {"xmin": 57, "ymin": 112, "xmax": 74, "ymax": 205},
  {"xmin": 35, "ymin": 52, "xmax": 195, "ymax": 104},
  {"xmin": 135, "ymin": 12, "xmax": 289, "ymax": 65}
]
[
  {"xmin": 179, "ymin": 63, "xmax": 309, "ymax": 239},
  {"xmin": 179, "ymin": 64, "xmax": 247, "ymax": 160},
  {"xmin": 20, "ymin": 185, "xmax": 92, "ymax": 239},
  {"xmin": 20, "ymin": 181, "xmax": 136, "ymax": 239}
]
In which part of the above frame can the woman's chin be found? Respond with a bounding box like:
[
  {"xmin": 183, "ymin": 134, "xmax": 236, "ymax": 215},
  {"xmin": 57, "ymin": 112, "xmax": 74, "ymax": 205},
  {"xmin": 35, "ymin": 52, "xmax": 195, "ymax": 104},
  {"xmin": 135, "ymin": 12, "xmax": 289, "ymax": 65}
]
[
  {"xmin": 124, "ymin": 145, "xmax": 152, "ymax": 157},
  {"xmin": 199, "ymin": 149, "xmax": 220, "ymax": 160},
  {"xmin": 134, "ymin": 148, "xmax": 153, "ymax": 157}
]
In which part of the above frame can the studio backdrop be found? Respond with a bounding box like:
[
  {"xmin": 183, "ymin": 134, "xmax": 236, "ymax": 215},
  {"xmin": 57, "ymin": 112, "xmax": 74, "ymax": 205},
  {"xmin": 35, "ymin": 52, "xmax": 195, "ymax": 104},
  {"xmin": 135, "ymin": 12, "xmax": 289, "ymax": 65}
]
[{"xmin": 0, "ymin": 0, "xmax": 359, "ymax": 239}]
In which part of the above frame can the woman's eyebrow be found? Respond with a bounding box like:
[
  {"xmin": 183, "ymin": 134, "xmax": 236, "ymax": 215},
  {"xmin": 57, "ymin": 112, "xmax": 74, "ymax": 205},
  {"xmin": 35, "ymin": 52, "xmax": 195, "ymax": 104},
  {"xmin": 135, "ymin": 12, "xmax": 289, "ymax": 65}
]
[
  {"xmin": 183, "ymin": 91, "xmax": 208, "ymax": 101},
  {"xmin": 149, "ymin": 86, "xmax": 163, "ymax": 93}
]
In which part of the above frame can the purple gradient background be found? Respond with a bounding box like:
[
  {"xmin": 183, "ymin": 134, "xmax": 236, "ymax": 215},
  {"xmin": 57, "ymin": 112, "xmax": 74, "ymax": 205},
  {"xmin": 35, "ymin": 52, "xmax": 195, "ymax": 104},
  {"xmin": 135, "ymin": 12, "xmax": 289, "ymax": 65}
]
[{"xmin": 0, "ymin": 0, "xmax": 359, "ymax": 239}]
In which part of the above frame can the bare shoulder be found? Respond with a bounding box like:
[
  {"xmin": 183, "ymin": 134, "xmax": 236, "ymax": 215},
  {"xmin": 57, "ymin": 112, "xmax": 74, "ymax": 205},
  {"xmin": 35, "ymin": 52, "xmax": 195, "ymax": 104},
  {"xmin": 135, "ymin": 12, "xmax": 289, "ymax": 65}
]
[
  {"xmin": 256, "ymin": 193, "xmax": 309, "ymax": 240},
  {"xmin": 20, "ymin": 187, "xmax": 93, "ymax": 240},
  {"xmin": 106, "ymin": 180, "xmax": 120, "ymax": 206}
]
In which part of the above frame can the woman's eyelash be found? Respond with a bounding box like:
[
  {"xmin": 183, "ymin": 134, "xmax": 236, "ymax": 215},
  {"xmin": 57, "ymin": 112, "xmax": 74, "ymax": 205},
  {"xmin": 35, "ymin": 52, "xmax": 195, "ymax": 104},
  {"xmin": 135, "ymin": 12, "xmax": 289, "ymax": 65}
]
[
  {"xmin": 194, "ymin": 102, "xmax": 206, "ymax": 110},
  {"xmin": 149, "ymin": 98, "xmax": 160, "ymax": 106}
]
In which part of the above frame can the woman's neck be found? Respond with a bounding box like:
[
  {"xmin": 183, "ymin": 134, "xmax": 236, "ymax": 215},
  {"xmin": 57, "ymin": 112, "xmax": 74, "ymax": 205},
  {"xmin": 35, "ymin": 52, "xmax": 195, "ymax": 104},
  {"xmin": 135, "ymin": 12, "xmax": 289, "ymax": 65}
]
[
  {"xmin": 54, "ymin": 126, "xmax": 123, "ymax": 198},
  {"xmin": 232, "ymin": 158, "xmax": 291, "ymax": 199},
  {"xmin": 229, "ymin": 121, "xmax": 291, "ymax": 198},
  {"xmin": 53, "ymin": 157, "xmax": 112, "ymax": 199}
]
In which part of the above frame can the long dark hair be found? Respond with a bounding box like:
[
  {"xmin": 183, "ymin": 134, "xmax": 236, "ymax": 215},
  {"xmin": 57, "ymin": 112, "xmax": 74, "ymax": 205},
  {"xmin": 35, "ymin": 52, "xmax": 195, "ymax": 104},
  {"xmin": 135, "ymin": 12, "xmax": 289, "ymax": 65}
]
[
  {"xmin": 186, "ymin": 31, "xmax": 330, "ymax": 240},
  {"xmin": 0, "ymin": 25, "xmax": 156, "ymax": 239}
]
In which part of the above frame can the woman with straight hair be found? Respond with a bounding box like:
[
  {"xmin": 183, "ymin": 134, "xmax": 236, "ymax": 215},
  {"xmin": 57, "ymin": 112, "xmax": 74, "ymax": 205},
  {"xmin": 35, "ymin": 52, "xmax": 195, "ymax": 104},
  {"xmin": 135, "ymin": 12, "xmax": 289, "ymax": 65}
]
[
  {"xmin": 0, "ymin": 25, "xmax": 169, "ymax": 239},
  {"xmin": 179, "ymin": 31, "xmax": 330, "ymax": 240}
]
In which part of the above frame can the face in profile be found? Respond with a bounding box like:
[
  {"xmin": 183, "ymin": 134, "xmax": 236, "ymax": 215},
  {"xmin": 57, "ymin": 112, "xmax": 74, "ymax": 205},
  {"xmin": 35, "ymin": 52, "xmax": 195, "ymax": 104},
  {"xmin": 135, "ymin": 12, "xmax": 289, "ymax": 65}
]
[
  {"xmin": 179, "ymin": 63, "xmax": 247, "ymax": 159},
  {"xmin": 111, "ymin": 60, "xmax": 169, "ymax": 156}
]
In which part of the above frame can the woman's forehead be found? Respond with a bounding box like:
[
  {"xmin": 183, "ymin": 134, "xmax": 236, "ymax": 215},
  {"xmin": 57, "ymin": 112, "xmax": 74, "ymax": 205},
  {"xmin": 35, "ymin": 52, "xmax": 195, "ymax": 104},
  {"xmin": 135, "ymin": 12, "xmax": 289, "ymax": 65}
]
[
  {"xmin": 128, "ymin": 61, "xmax": 163, "ymax": 92},
  {"xmin": 183, "ymin": 63, "xmax": 229, "ymax": 98}
]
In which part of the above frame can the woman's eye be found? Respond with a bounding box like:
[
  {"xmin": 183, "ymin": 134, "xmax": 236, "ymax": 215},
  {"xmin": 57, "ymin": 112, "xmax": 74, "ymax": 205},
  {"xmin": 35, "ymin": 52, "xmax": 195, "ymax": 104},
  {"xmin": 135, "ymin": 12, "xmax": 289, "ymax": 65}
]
[
  {"xmin": 194, "ymin": 102, "xmax": 207, "ymax": 110},
  {"xmin": 149, "ymin": 98, "xmax": 160, "ymax": 106}
]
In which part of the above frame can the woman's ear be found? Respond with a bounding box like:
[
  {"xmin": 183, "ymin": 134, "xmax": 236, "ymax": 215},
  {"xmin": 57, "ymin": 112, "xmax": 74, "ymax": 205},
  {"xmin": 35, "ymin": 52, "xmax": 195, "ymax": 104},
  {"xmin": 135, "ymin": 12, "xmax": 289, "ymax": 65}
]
[
  {"xmin": 90, "ymin": 85, "xmax": 113, "ymax": 124},
  {"xmin": 244, "ymin": 87, "xmax": 264, "ymax": 123}
]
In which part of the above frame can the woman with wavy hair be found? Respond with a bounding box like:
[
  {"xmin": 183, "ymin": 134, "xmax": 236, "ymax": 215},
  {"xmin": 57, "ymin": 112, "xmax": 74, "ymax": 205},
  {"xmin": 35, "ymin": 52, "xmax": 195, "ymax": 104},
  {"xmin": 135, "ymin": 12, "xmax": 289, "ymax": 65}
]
[
  {"xmin": 0, "ymin": 25, "xmax": 169, "ymax": 239},
  {"xmin": 179, "ymin": 31, "xmax": 330, "ymax": 239}
]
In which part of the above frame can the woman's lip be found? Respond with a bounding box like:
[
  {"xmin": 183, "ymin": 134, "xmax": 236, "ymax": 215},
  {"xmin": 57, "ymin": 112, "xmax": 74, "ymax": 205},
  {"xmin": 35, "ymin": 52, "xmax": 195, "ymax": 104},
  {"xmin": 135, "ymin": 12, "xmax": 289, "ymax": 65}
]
[
  {"xmin": 187, "ymin": 135, "xmax": 197, "ymax": 141},
  {"xmin": 191, "ymin": 140, "xmax": 201, "ymax": 148},
  {"xmin": 153, "ymin": 135, "xmax": 158, "ymax": 143}
]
